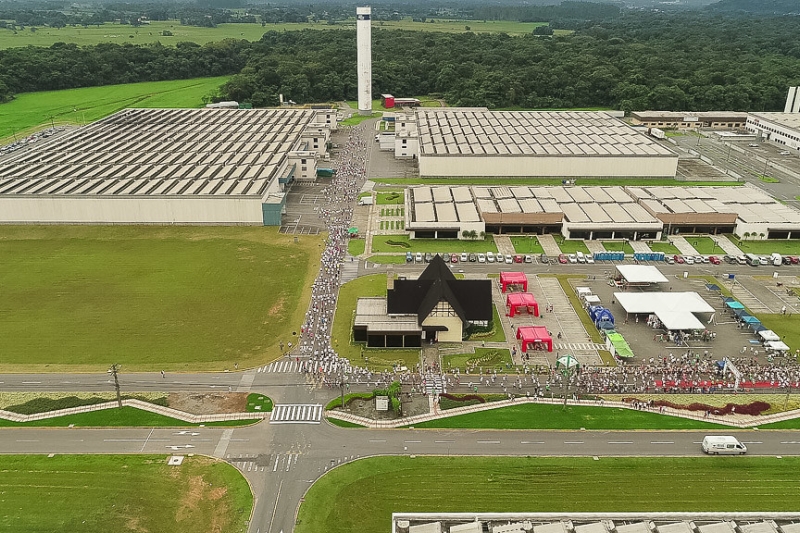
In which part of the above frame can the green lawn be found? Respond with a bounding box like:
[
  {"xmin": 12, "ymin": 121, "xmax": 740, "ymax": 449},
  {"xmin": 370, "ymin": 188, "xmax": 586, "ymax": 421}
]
[
  {"xmin": 371, "ymin": 234, "xmax": 497, "ymax": 254},
  {"xmin": 367, "ymin": 255, "xmax": 408, "ymax": 264},
  {"xmin": 376, "ymin": 191, "xmax": 405, "ymax": 205},
  {"xmin": 546, "ymin": 274, "xmax": 604, "ymax": 344},
  {"xmin": 0, "ymin": 455, "xmax": 252, "ymax": 533},
  {"xmin": 734, "ymin": 239, "xmax": 800, "ymax": 255},
  {"xmin": 444, "ymin": 348, "xmax": 513, "ymax": 373},
  {"xmin": 246, "ymin": 393, "xmax": 273, "ymax": 413},
  {"xmin": 510, "ymin": 236, "xmax": 543, "ymax": 254},
  {"xmin": 372, "ymin": 178, "xmax": 745, "ymax": 187},
  {"xmin": 408, "ymin": 402, "xmax": 727, "ymax": 429},
  {"xmin": 0, "ymin": 406, "xmax": 257, "ymax": 427},
  {"xmin": 296, "ymin": 456, "xmax": 800, "ymax": 533},
  {"xmin": 340, "ymin": 112, "xmax": 382, "ymax": 126},
  {"xmin": 332, "ymin": 274, "xmax": 419, "ymax": 371},
  {"xmin": 327, "ymin": 418, "xmax": 368, "ymax": 428},
  {"xmin": 602, "ymin": 241, "xmax": 634, "ymax": 254},
  {"xmin": 0, "ymin": 77, "xmax": 228, "ymax": 142},
  {"xmin": 649, "ymin": 241, "xmax": 681, "ymax": 255},
  {"xmin": 348, "ymin": 238, "xmax": 366, "ymax": 256},
  {"xmin": 686, "ymin": 236, "xmax": 723, "ymax": 254},
  {"xmin": 0, "ymin": 226, "xmax": 320, "ymax": 372},
  {"xmin": 468, "ymin": 304, "xmax": 506, "ymax": 343},
  {"xmin": 755, "ymin": 314, "xmax": 799, "ymax": 355},
  {"xmin": 554, "ymin": 237, "xmax": 590, "ymax": 254}
]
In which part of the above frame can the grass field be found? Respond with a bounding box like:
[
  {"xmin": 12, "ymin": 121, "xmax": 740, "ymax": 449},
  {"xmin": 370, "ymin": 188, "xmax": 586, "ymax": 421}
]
[
  {"xmin": 296, "ymin": 456, "xmax": 800, "ymax": 533},
  {"xmin": 686, "ymin": 236, "xmax": 723, "ymax": 254},
  {"xmin": 367, "ymin": 255, "xmax": 408, "ymax": 264},
  {"xmin": 444, "ymin": 347, "xmax": 513, "ymax": 373},
  {"xmin": 733, "ymin": 239, "xmax": 800, "ymax": 255},
  {"xmin": 554, "ymin": 237, "xmax": 590, "ymax": 254},
  {"xmin": 602, "ymin": 241, "xmax": 634, "ymax": 254},
  {"xmin": 332, "ymin": 274, "xmax": 420, "ymax": 371},
  {"xmin": 0, "ymin": 19, "xmax": 558, "ymax": 50},
  {"xmin": 0, "ymin": 406, "xmax": 256, "ymax": 427},
  {"xmin": 649, "ymin": 241, "xmax": 681, "ymax": 255},
  {"xmin": 371, "ymin": 234, "xmax": 498, "ymax": 254},
  {"xmin": 510, "ymin": 236, "xmax": 543, "ymax": 254},
  {"xmin": 0, "ymin": 76, "xmax": 228, "ymax": 142},
  {"xmin": 376, "ymin": 191, "xmax": 404, "ymax": 205},
  {"xmin": 0, "ymin": 226, "xmax": 321, "ymax": 372},
  {"xmin": 0, "ymin": 454, "xmax": 252, "ymax": 533},
  {"xmin": 407, "ymin": 402, "xmax": 726, "ymax": 430},
  {"xmin": 347, "ymin": 238, "xmax": 366, "ymax": 256}
]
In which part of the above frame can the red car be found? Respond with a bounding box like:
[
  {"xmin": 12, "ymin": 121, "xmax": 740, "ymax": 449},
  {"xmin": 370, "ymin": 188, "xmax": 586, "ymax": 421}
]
[
  {"xmin": 451, "ymin": 255, "xmax": 458, "ymax": 263},
  {"xmin": 558, "ymin": 254, "xmax": 568, "ymax": 264},
  {"xmin": 513, "ymin": 255, "xmax": 523, "ymax": 263},
  {"xmin": 791, "ymin": 256, "xmax": 800, "ymax": 265},
  {"xmin": 709, "ymin": 256, "xmax": 721, "ymax": 265},
  {"xmin": 674, "ymin": 254, "xmax": 685, "ymax": 264}
]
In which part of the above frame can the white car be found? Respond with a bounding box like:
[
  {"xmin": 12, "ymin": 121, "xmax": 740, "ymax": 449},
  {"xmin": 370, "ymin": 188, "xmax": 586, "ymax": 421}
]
[
  {"xmin": 478, "ymin": 253, "xmax": 486, "ymax": 263},
  {"xmin": 586, "ymin": 256, "xmax": 595, "ymax": 264},
  {"xmin": 505, "ymin": 255, "xmax": 513, "ymax": 264},
  {"xmin": 460, "ymin": 253, "xmax": 468, "ymax": 262},
  {"xmin": 759, "ymin": 256, "xmax": 769, "ymax": 265},
  {"xmin": 685, "ymin": 257, "xmax": 695, "ymax": 265},
  {"xmin": 568, "ymin": 254, "xmax": 577, "ymax": 263},
  {"xmin": 779, "ymin": 150, "xmax": 790, "ymax": 155},
  {"xmin": 415, "ymin": 252, "xmax": 423, "ymax": 262}
]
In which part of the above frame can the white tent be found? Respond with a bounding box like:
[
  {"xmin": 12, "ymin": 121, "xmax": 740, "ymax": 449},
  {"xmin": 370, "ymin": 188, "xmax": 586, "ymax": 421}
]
[
  {"xmin": 655, "ymin": 311, "xmax": 706, "ymax": 331},
  {"xmin": 765, "ymin": 340, "xmax": 790, "ymax": 352},
  {"xmin": 614, "ymin": 291, "xmax": 714, "ymax": 331},
  {"xmin": 615, "ymin": 265, "xmax": 669, "ymax": 284},
  {"xmin": 758, "ymin": 329, "xmax": 780, "ymax": 342}
]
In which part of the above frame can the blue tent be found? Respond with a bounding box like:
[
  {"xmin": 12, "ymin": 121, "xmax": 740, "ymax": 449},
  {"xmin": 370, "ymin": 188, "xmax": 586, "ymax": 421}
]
[
  {"xmin": 742, "ymin": 315, "xmax": 760, "ymax": 324},
  {"xmin": 595, "ymin": 310, "xmax": 615, "ymax": 324},
  {"xmin": 596, "ymin": 319, "xmax": 615, "ymax": 330},
  {"xmin": 725, "ymin": 300, "xmax": 745, "ymax": 310}
]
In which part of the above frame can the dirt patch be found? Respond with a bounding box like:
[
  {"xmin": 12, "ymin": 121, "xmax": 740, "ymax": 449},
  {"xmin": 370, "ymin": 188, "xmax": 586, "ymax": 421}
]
[
  {"xmin": 268, "ymin": 296, "xmax": 286, "ymax": 316},
  {"xmin": 176, "ymin": 475, "xmax": 204, "ymax": 522},
  {"xmin": 168, "ymin": 392, "xmax": 247, "ymax": 415}
]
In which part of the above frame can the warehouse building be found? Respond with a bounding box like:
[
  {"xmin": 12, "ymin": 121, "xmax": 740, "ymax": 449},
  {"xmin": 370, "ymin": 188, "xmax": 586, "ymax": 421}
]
[
  {"xmin": 0, "ymin": 107, "xmax": 334, "ymax": 225},
  {"xmin": 405, "ymin": 184, "xmax": 800, "ymax": 240},
  {"xmin": 393, "ymin": 108, "xmax": 679, "ymax": 178},
  {"xmin": 745, "ymin": 113, "xmax": 800, "ymax": 153},
  {"xmin": 630, "ymin": 111, "xmax": 748, "ymax": 130}
]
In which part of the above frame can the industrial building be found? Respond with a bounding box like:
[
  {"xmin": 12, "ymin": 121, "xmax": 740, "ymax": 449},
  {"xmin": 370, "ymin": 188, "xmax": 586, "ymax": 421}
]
[
  {"xmin": 745, "ymin": 113, "xmax": 800, "ymax": 153},
  {"xmin": 404, "ymin": 184, "xmax": 800, "ymax": 240},
  {"xmin": 0, "ymin": 107, "xmax": 335, "ymax": 225},
  {"xmin": 392, "ymin": 108, "xmax": 679, "ymax": 178},
  {"xmin": 630, "ymin": 111, "xmax": 748, "ymax": 130}
]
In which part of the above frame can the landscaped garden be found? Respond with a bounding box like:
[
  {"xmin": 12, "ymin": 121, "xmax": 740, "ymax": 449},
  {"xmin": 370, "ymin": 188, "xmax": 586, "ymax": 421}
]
[
  {"xmin": 510, "ymin": 236, "xmax": 544, "ymax": 254},
  {"xmin": 443, "ymin": 348, "xmax": 513, "ymax": 374},
  {"xmin": 649, "ymin": 241, "xmax": 681, "ymax": 255},
  {"xmin": 371, "ymin": 234, "xmax": 497, "ymax": 254}
]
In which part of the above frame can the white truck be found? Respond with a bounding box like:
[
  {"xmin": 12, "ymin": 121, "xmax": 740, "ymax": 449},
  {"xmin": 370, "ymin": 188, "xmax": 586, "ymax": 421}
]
[
  {"xmin": 648, "ymin": 127, "xmax": 666, "ymax": 140},
  {"xmin": 771, "ymin": 252, "xmax": 782, "ymax": 266},
  {"xmin": 701, "ymin": 436, "xmax": 747, "ymax": 455}
]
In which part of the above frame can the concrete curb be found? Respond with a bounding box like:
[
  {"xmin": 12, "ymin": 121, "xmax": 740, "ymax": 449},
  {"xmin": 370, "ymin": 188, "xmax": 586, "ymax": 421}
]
[
  {"xmin": 325, "ymin": 396, "xmax": 800, "ymax": 429},
  {"xmin": 0, "ymin": 399, "xmax": 267, "ymax": 423}
]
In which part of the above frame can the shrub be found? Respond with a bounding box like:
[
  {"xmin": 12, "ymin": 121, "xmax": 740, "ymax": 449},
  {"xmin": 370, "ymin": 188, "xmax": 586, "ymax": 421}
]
[
  {"xmin": 325, "ymin": 392, "xmax": 373, "ymax": 410},
  {"xmin": 6, "ymin": 394, "xmax": 168, "ymax": 414},
  {"xmin": 623, "ymin": 398, "xmax": 771, "ymax": 416},
  {"xmin": 385, "ymin": 240, "xmax": 411, "ymax": 248}
]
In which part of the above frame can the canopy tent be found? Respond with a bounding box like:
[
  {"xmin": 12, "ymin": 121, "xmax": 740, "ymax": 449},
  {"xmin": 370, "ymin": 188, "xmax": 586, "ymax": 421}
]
[
  {"xmin": 588, "ymin": 306, "xmax": 614, "ymax": 324},
  {"xmin": 605, "ymin": 332, "xmax": 634, "ymax": 359},
  {"xmin": 500, "ymin": 271, "xmax": 528, "ymax": 293},
  {"xmin": 758, "ymin": 329, "xmax": 780, "ymax": 342},
  {"xmin": 517, "ymin": 325, "xmax": 552, "ymax": 352},
  {"xmin": 724, "ymin": 300, "xmax": 745, "ymax": 310},
  {"xmin": 584, "ymin": 295, "xmax": 601, "ymax": 306},
  {"xmin": 765, "ymin": 340, "xmax": 790, "ymax": 352},
  {"xmin": 348, "ymin": 227, "xmax": 359, "ymax": 235},
  {"xmin": 705, "ymin": 283, "xmax": 721, "ymax": 292},
  {"xmin": 506, "ymin": 292, "xmax": 539, "ymax": 317},
  {"xmin": 576, "ymin": 287, "xmax": 592, "ymax": 298},
  {"xmin": 596, "ymin": 319, "xmax": 615, "ymax": 330},
  {"xmin": 615, "ymin": 265, "xmax": 669, "ymax": 284},
  {"xmin": 556, "ymin": 354, "xmax": 580, "ymax": 371},
  {"xmin": 614, "ymin": 291, "xmax": 714, "ymax": 332}
]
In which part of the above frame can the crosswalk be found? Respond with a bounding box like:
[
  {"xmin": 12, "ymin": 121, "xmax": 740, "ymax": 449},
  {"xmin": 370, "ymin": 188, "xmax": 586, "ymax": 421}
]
[
  {"xmin": 270, "ymin": 404, "xmax": 323, "ymax": 424},
  {"xmin": 256, "ymin": 359, "xmax": 344, "ymax": 373},
  {"xmin": 227, "ymin": 452, "xmax": 300, "ymax": 473},
  {"xmin": 555, "ymin": 342, "xmax": 607, "ymax": 351},
  {"xmin": 424, "ymin": 374, "xmax": 446, "ymax": 395}
]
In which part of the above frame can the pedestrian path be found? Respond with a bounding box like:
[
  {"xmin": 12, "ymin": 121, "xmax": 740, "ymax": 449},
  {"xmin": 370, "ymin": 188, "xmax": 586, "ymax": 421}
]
[
  {"xmin": 713, "ymin": 234, "xmax": 743, "ymax": 256},
  {"xmin": 257, "ymin": 360, "xmax": 303, "ymax": 373},
  {"xmin": 670, "ymin": 235, "xmax": 700, "ymax": 256},
  {"xmin": 493, "ymin": 235, "xmax": 516, "ymax": 256},
  {"xmin": 340, "ymin": 257, "xmax": 360, "ymax": 283},
  {"xmin": 556, "ymin": 342, "xmax": 607, "ymax": 351},
  {"xmin": 424, "ymin": 373, "xmax": 446, "ymax": 395},
  {"xmin": 629, "ymin": 240, "xmax": 652, "ymax": 254},
  {"xmin": 270, "ymin": 404, "xmax": 323, "ymax": 424},
  {"xmin": 584, "ymin": 240, "xmax": 605, "ymax": 255},
  {"xmin": 538, "ymin": 234, "xmax": 562, "ymax": 256}
]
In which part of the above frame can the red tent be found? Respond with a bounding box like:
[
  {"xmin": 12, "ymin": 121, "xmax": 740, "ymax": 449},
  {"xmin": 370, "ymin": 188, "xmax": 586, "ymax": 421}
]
[
  {"xmin": 516, "ymin": 325, "xmax": 552, "ymax": 352},
  {"xmin": 506, "ymin": 292, "xmax": 539, "ymax": 317},
  {"xmin": 500, "ymin": 271, "xmax": 528, "ymax": 293}
]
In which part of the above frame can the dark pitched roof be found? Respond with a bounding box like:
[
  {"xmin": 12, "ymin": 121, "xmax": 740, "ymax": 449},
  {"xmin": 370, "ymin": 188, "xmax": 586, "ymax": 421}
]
[{"xmin": 386, "ymin": 255, "xmax": 492, "ymax": 324}]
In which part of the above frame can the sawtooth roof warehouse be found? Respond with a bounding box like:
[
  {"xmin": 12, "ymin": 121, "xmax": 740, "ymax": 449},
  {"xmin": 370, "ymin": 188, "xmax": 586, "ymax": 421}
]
[
  {"xmin": 0, "ymin": 107, "xmax": 335, "ymax": 225},
  {"xmin": 405, "ymin": 185, "xmax": 800, "ymax": 241}
]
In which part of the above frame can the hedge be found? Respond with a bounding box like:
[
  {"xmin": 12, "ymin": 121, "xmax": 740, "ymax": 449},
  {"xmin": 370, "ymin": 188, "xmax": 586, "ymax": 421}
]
[
  {"xmin": 624, "ymin": 398, "xmax": 771, "ymax": 416},
  {"xmin": 6, "ymin": 394, "xmax": 169, "ymax": 415}
]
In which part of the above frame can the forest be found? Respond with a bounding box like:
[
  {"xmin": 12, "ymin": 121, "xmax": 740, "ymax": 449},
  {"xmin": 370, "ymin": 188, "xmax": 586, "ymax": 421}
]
[{"xmin": 1, "ymin": 5, "xmax": 799, "ymax": 112}]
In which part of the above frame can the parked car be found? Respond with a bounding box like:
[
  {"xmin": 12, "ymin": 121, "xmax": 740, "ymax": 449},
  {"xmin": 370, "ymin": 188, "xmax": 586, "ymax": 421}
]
[
  {"xmin": 695, "ymin": 256, "xmax": 705, "ymax": 264},
  {"xmin": 791, "ymin": 256, "xmax": 800, "ymax": 265},
  {"xmin": 514, "ymin": 254, "xmax": 523, "ymax": 264},
  {"xmin": 539, "ymin": 254, "xmax": 548, "ymax": 264},
  {"xmin": 685, "ymin": 257, "xmax": 695, "ymax": 265},
  {"xmin": 783, "ymin": 256, "xmax": 793, "ymax": 265},
  {"xmin": 477, "ymin": 253, "xmax": 486, "ymax": 263},
  {"xmin": 558, "ymin": 254, "xmax": 568, "ymax": 264},
  {"xmin": 451, "ymin": 255, "xmax": 458, "ymax": 263},
  {"xmin": 759, "ymin": 256, "xmax": 769, "ymax": 266},
  {"xmin": 665, "ymin": 256, "xmax": 675, "ymax": 264},
  {"xmin": 425, "ymin": 253, "xmax": 433, "ymax": 263},
  {"xmin": 468, "ymin": 253, "xmax": 477, "ymax": 262},
  {"xmin": 748, "ymin": 143, "xmax": 759, "ymax": 147},
  {"xmin": 709, "ymin": 256, "xmax": 721, "ymax": 265},
  {"xmin": 524, "ymin": 254, "xmax": 533, "ymax": 263},
  {"xmin": 486, "ymin": 252, "xmax": 495, "ymax": 263},
  {"xmin": 416, "ymin": 252, "xmax": 423, "ymax": 262},
  {"xmin": 568, "ymin": 254, "xmax": 578, "ymax": 263},
  {"xmin": 505, "ymin": 255, "xmax": 513, "ymax": 264},
  {"xmin": 586, "ymin": 255, "xmax": 595, "ymax": 264},
  {"xmin": 406, "ymin": 252, "xmax": 413, "ymax": 262},
  {"xmin": 723, "ymin": 255, "xmax": 735, "ymax": 264},
  {"xmin": 442, "ymin": 253, "xmax": 451, "ymax": 263},
  {"xmin": 461, "ymin": 253, "xmax": 468, "ymax": 262},
  {"xmin": 674, "ymin": 254, "xmax": 685, "ymax": 264}
]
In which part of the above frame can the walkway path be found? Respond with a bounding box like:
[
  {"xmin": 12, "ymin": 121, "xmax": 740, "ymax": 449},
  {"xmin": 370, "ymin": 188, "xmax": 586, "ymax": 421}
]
[
  {"xmin": 584, "ymin": 240, "xmax": 605, "ymax": 255},
  {"xmin": 713, "ymin": 234, "xmax": 743, "ymax": 256},
  {"xmin": 629, "ymin": 241, "xmax": 653, "ymax": 254},
  {"xmin": 670, "ymin": 235, "xmax": 700, "ymax": 256},
  {"xmin": 494, "ymin": 235, "xmax": 516, "ymax": 256},
  {"xmin": 538, "ymin": 234, "xmax": 562, "ymax": 256}
]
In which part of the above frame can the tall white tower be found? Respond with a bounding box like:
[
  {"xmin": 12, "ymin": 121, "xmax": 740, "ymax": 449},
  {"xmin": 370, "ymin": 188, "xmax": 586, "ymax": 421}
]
[{"xmin": 356, "ymin": 6, "xmax": 372, "ymax": 116}]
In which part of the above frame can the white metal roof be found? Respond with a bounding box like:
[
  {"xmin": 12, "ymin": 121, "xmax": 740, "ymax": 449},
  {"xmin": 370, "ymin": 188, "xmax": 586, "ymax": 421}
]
[{"xmin": 616, "ymin": 265, "xmax": 669, "ymax": 284}]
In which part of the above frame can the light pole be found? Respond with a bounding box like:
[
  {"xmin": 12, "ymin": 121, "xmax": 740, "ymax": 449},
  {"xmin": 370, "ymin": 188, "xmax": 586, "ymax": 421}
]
[{"xmin": 107, "ymin": 364, "xmax": 122, "ymax": 408}]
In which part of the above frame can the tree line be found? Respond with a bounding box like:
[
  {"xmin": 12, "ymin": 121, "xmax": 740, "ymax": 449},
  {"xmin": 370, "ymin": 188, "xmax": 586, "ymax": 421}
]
[{"xmin": 1, "ymin": 9, "xmax": 800, "ymax": 111}]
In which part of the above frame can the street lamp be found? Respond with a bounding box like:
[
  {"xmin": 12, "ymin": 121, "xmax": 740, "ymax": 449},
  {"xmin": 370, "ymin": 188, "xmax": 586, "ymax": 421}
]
[{"xmin": 107, "ymin": 364, "xmax": 122, "ymax": 408}]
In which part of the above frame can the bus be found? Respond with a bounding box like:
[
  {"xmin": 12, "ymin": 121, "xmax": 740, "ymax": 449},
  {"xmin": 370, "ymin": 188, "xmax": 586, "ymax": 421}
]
[{"xmin": 745, "ymin": 253, "xmax": 760, "ymax": 266}]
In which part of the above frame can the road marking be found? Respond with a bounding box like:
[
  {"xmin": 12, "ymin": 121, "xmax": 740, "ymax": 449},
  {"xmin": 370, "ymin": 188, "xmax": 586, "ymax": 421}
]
[
  {"xmin": 140, "ymin": 428, "xmax": 154, "ymax": 452},
  {"xmin": 434, "ymin": 440, "xmax": 454, "ymax": 443},
  {"xmin": 369, "ymin": 439, "xmax": 386, "ymax": 443},
  {"xmin": 741, "ymin": 441, "xmax": 762, "ymax": 444},
  {"xmin": 273, "ymin": 456, "xmax": 280, "ymax": 472},
  {"xmin": 521, "ymin": 441, "xmax": 544, "ymax": 444},
  {"xmin": 104, "ymin": 438, "xmax": 145, "ymax": 442},
  {"xmin": 166, "ymin": 444, "xmax": 194, "ymax": 450},
  {"xmin": 608, "ymin": 441, "xmax": 633, "ymax": 444},
  {"xmin": 650, "ymin": 441, "xmax": 675, "ymax": 444},
  {"xmin": 16, "ymin": 439, "xmax": 39, "ymax": 442},
  {"xmin": 564, "ymin": 441, "xmax": 584, "ymax": 444},
  {"xmin": 780, "ymin": 441, "xmax": 800, "ymax": 444},
  {"xmin": 477, "ymin": 440, "xmax": 500, "ymax": 444},
  {"xmin": 267, "ymin": 480, "xmax": 283, "ymax": 533},
  {"xmin": 404, "ymin": 440, "xmax": 421, "ymax": 443},
  {"xmin": 21, "ymin": 381, "xmax": 41, "ymax": 384}
]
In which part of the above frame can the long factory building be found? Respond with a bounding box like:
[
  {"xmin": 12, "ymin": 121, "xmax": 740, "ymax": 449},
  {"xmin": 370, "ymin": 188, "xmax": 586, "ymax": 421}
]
[
  {"xmin": 392, "ymin": 108, "xmax": 679, "ymax": 178},
  {"xmin": 405, "ymin": 184, "xmax": 800, "ymax": 240},
  {"xmin": 0, "ymin": 107, "xmax": 335, "ymax": 225}
]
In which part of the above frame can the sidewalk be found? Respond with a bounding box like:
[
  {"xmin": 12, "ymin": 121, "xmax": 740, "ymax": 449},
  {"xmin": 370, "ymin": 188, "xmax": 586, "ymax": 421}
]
[
  {"xmin": 670, "ymin": 236, "xmax": 700, "ymax": 256},
  {"xmin": 538, "ymin": 234, "xmax": 562, "ymax": 256},
  {"xmin": 629, "ymin": 241, "xmax": 652, "ymax": 254},
  {"xmin": 494, "ymin": 235, "xmax": 516, "ymax": 256},
  {"xmin": 712, "ymin": 234, "xmax": 743, "ymax": 256},
  {"xmin": 326, "ymin": 395, "xmax": 800, "ymax": 429}
]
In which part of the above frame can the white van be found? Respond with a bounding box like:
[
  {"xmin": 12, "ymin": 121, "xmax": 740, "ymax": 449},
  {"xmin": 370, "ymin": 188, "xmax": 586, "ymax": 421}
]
[
  {"xmin": 771, "ymin": 253, "xmax": 782, "ymax": 266},
  {"xmin": 701, "ymin": 436, "xmax": 747, "ymax": 455},
  {"xmin": 576, "ymin": 251, "xmax": 586, "ymax": 263}
]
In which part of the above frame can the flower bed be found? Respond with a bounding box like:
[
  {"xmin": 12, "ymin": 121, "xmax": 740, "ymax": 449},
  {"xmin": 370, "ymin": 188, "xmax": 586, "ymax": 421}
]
[
  {"xmin": 623, "ymin": 397, "xmax": 771, "ymax": 416},
  {"xmin": 438, "ymin": 393, "xmax": 507, "ymax": 410}
]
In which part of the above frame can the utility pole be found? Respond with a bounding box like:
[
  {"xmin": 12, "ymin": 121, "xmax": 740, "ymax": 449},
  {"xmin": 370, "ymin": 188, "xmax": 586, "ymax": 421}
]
[
  {"xmin": 108, "ymin": 364, "xmax": 122, "ymax": 408},
  {"xmin": 339, "ymin": 366, "xmax": 346, "ymax": 409}
]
